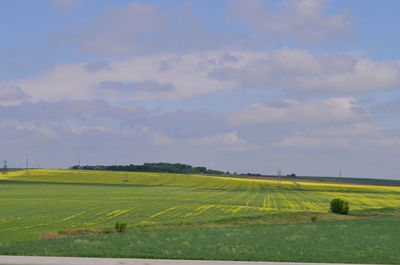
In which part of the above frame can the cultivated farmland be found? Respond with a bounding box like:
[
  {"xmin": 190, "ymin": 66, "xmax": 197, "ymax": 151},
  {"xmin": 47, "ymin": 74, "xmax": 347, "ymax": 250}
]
[
  {"xmin": 1, "ymin": 169, "xmax": 399, "ymax": 244},
  {"xmin": 2, "ymin": 215, "xmax": 400, "ymax": 264}
]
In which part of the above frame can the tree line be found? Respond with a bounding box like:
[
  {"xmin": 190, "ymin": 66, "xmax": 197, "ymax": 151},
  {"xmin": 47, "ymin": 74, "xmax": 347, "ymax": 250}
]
[{"xmin": 70, "ymin": 162, "xmax": 226, "ymax": 175}]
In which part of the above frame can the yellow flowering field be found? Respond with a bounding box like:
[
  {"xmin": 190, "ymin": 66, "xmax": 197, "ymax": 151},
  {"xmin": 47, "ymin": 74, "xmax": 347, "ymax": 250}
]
[{"xmin": 0, "ymin": 169, "xmax": 399, "ymax": 243}]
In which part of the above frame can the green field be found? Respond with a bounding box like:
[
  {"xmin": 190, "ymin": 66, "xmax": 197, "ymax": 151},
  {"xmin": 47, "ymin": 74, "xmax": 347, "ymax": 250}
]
[
  {"xmin": 0, "ymin": 169, "xmax": 400, "ymax": 263},
  {"xmin": 1, "ymin": 169, "xmax": 400, "ymax": 242},
  {"xmin": 297, "ymin": 175, "xmax": 400, "ymax": 186},
  {"xmin": 1, "ymin": 215, "xmax": 399, "ymax": 264}
]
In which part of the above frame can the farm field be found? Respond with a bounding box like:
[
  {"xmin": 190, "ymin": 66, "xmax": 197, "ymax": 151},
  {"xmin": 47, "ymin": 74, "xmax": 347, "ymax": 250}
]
[
  {"xmin": 1, "ymin": 215, "xmax": 399, "ymax": 264},
  {"xmin": 0, "ymin": 169, "xmax": 400, "ymax": 245}
]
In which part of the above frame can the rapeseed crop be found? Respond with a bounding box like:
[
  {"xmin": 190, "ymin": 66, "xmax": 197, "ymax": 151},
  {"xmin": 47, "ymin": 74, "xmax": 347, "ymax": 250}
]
[{"xmin": 0, "ymin": 169, "xmax": 399, "ymax": 243}]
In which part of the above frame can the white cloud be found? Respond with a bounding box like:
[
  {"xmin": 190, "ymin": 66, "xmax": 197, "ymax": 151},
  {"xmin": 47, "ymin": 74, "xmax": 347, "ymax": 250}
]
[
  {"xmin": 311, "ymin": 122, "xmax": 390, "ymax": 137},
  {"xmin": 230, "ymin": 97, "xmax": 363, "ymax": 126},
  {"xmin": 80, "ymin": 2, "xmax": 219, "ymax": 55},
  {"xmin": 147, "ymin": 131, "xmax": 174, "ymax": 146},
  {"xmin": 3, "ymin": 51, "xmax": 238, "ymax": 103},
  {"xmin": 272, "ymin": 122, "xmax": 398, "ymax": 149},
  {"xmin": 211, "ymin": 47, "xmax": 400, "ymax": 93},
  {"xmin": 360, "ymin": 138, "xmax": 400, "ymax": 149},
  {"xmin": 227, "ymin": 0, "xmax": 355, "ymax": 43},
  {"xmin": 4, "ymin": 49, "xmax": 400, "ymax": 105},
  {"xmin": 51, "ymin": 1, "xmax": 354, "ymax": 55},
  {"xmin": 0, "ymin": 85, "xmax": 31, "ymax": 103},
  {"xmin": 0, "ymin": 99, "xmax": 108, "ymax": 121},
  {"xmin": 98, "ymin": 80, "xmax": 175, "ymax": 101},
  {"xmin": 299, "ymin": 59, "xmax": 400, "ymax": 92},
  {"xmin": 69, "ymin": 125, "xmax": 111, "ymax": 135},
  {"xmin": 81, "ymin": 2, "xmax": 161, "ymax": 55},
  {"xmin": 189, "ymin": 132, "xmax": 256, "ymax": 151},
  {"xmin": 274, "ymin": 136, "xmax": 351, "ymax": 148},
  {"xmin": 0, "ymin": 120, "xmax": 58, "ymax": 139}
]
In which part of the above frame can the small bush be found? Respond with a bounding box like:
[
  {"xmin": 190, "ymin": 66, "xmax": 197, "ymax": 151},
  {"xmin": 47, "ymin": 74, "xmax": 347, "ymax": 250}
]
[
  {"xmin": 114, "ymin": 222, "xmax": 127, "ymax": 233},
  {"xmin": 330, "ymin": 198, "xmax": 349, "ymax": 214},
  {"xmin": 311, "ymin": 216, "xmax": 318, "ymax": 222}
]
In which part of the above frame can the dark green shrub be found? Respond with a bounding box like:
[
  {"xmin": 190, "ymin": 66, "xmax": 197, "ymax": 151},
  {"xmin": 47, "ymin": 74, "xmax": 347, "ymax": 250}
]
[
  {"xmin": 330, "ymin": 198, "xmax": 349, "ymax": 214},
  {"xmin": 114, "ymin": 222, "xmax": 127, "ymax": 233},
  {"xmin": 311, "ymin": 216, "xmax": 318, "ymax": 222}
]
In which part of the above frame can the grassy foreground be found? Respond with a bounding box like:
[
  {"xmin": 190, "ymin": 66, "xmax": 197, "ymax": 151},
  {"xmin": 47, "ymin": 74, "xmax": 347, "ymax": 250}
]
[{"xmin": 1, "ymin": 215, "xmax": 399, "ymax": 264}]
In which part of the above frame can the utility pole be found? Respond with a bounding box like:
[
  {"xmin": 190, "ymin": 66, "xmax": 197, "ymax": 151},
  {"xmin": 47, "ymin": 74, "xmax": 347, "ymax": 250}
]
[
  {"xmin": 25, "ymin": 157, "xmax": 29, "ymax": 175},
  {"xmin": 78, "ymin": 157, "xmax": 81, "ymax": 177},
  {"xmin": 277, "ymin": 168, "xmax": 282, "ymax": 187},
  {"xmin": 3, "ymin": 160, "xmax": 7, "ymax": 174},
  {"xmin": 123, "ymin": 172, "xmax": 129, "ymax": 183},
  {"xmin": 277, "ymin": 168, "xmax": 282, "ymax": 210}
]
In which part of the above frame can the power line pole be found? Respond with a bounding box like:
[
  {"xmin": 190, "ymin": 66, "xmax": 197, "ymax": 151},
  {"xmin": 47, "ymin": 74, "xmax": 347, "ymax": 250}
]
[
  {"xmin": 25, "ymin": 157, "xmax": 29, "ymax": 175},
  {"xmin": 78, "ymin": 157, "xmax": 80, "ymax": 176},
  {"xmin": 123, "ymin": 172, "xmax": 129, "ymax": 183},
  {"xmin": 277, "ymin": 168, "xmax": 282, "ymax": 210},
  {"xmin": 277, "ymin": 168, "xmax": 282, "ymax": 187},
  {"xmin": 3, "ymin": 160, "xmax": 7, "ymax": 174}
]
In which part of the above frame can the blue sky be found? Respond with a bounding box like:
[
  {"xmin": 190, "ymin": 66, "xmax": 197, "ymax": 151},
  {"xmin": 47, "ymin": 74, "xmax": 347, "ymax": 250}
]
[{"xmin": 1, "ymin": 0, "xmax": 400, "ymax": 179}]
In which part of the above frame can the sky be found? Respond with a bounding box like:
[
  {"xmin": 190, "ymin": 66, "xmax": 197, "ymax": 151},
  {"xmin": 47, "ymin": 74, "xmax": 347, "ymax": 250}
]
[{"xmin": 1, "ymin": 0, "xmax": 400, "ymax": 179}]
